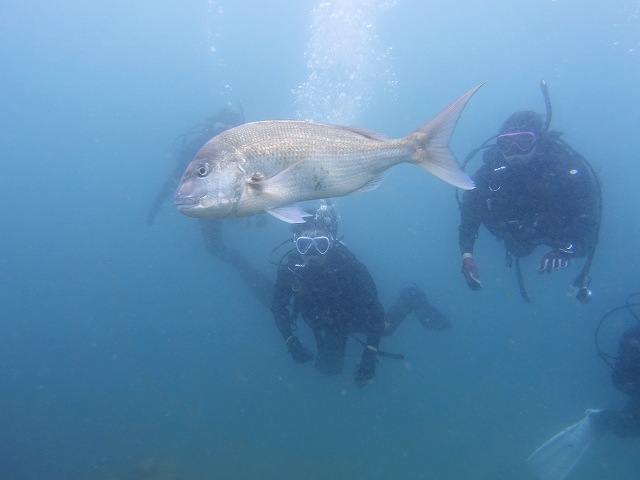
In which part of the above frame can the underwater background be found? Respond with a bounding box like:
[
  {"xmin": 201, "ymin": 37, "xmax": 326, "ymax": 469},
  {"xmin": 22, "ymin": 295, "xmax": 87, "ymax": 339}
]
[{"xmin": 1, "ymin": 1, "xmax": 640, "ymax": 479}]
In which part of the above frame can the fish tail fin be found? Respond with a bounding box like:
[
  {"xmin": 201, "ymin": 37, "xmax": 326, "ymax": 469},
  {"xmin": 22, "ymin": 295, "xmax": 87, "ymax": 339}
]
[{"xmin": 409, "ymin": 84, "xmax": 482, "ymax": 190}]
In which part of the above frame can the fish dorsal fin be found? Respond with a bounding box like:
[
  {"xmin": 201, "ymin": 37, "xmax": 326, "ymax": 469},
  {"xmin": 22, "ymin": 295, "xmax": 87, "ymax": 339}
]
[
  {"xmin": 335, "ymin": 125, "xmax": 386, "ymax": 141},
  {"xmin": 348, "ymin": 171, "xmax": 388, "ymax": 195},
  {"xmin": 266, "ymin": 205, "xmax": 312, "ymax": 223}
]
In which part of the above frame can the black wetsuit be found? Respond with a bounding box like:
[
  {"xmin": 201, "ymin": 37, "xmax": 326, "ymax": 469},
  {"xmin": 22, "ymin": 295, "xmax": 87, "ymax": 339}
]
[
  {"xmin": 271, "ymin": 243, "xmax": 384, "ymax": 376},
  {"xmin": 383, "ymin": 286, "xmax": 450, "ymax": 334},
  {"xmin": 459, "ymin": 136, "xmax": 599, "ymax": 258}
]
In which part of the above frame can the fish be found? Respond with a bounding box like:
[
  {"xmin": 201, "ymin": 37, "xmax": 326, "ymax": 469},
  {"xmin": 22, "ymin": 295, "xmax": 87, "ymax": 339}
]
[{"xmin": 175, "ymin": 84, "xmax": 481, "ymax": 223}]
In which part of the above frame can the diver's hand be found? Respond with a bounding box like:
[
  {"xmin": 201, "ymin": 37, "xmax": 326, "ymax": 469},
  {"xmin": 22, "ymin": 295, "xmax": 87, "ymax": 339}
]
[
  {"xmin": 462, "ymin": 255, "xmax": 482, "ymax": 290},
  {"xmin": 538, "ymin": 247, "xmax": 573, "ymax": 273},
  {"xmin": 354, "ymin": 346, "xmax": 377, "ymax": 387},
  {"xmin": 286, "ymin": 336, "xmax": 313, "ymax": 364}
]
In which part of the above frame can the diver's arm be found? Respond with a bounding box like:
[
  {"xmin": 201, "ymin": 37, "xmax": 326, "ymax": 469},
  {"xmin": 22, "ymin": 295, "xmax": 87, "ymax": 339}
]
[
  {"xmin": 363, "ymin": 303, "xmax": 383, "ymax": 350},
  {"xmin": 458, "ymin": 188, "xmax": 483, "ymax": 272},
  {"xmin": 458, "ymin": 171, "xmax": 486, "ymax": 289},
  {"xmin": 271, "ymin": 264, "xmax": 312, "ymax": 364},
  {"xmin": 548, "ymin": 161, "xmax": 600, "ymax": 258},
  {"xmin": 356, "ymin": 297, "xmax": 383, "ymax": 387},
  {"xmin": 565, "ymin": 174, "xmax": 600, "ymax": 258},
  {"xmin": 458, "ymin": 186, "xmax": 485, "ymax": 256},
  {"xmin": 459, "ymin": 157, "xmax": 494, "ymax": 256},
  {"xmin": 357, "ymin": 300, "xmax": 383, "ymax": 387},
  {"xmin": 338, "ymin": 252, "xmax": 382, "ymax": 387},
  {"xmin": 271, "ymin": 267, "xmax": 295, "ymax": 340}
]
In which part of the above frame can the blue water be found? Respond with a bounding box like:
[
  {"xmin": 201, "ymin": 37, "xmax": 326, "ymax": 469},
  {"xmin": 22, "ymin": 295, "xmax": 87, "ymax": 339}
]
[{"xmin": 1, "ymin": 1, "xmax": 640, "ymax": 478}]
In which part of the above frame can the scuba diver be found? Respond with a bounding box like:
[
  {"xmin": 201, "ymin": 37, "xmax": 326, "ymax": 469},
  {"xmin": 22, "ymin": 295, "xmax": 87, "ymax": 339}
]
[
  {"xmin": 457, "ymin": 81, "xmax": 602, "ymax": 302},
  {"xmin": 270, "ymin": 201, "xmax": 450, "ymax": 387},
  {"xmin": 527, "ymin": 294, "xmax": 640, "ymax": 479},
  {"xmin": 146, "ymin": 105, "xmax": 273, "ymax": 309}
]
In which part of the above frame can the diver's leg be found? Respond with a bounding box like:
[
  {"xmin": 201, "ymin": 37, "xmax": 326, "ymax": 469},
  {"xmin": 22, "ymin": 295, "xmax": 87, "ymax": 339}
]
[
  {"xmin": 384, "ymin": 282, "xmax": 451, "ymax": 335},
  {"xmin": 383, "ymin": 283, "xmax": 416, "ymax": 335},
  {"xmin": 199, "ymin": 219, "xmax": 274, "ymax": 309},
  {"xmin": 413, "ymin": 290, "xmax": 451, "ymax": 331},
  {"xmin": 200, "ymin": 219, "xmax": 229, "ymax": 258},
  {"xmin": 223, "ymin": 249, "xmax": 274, "ymax": 310},
  {"xmin": 314, "ymin": 328, "xmax": 347, "ymax": 376}
]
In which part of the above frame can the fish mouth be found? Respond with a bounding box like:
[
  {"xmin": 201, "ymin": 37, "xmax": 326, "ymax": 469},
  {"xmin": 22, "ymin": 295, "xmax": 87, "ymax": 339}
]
[
  {"xmin": 174, "ymin": 193, "xmax": 235, "ymax": 218},
  {"xmin": 174, "ymin": 194, "xmax": 216, "ymax": 218},
  {"xmin": 174, "ymin": 195, "xmax": 200, "ymax": 210}
]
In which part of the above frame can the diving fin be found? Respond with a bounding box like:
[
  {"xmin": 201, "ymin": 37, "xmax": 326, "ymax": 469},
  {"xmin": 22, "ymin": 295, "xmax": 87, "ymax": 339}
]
[{"xmin": 526, "ymin": 409, "xmax": 603, "ymax": 480}]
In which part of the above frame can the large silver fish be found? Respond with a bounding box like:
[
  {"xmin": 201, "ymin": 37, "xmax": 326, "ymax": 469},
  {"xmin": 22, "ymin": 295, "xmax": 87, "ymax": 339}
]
[{"xmin": 175, "ymin": 85, "xmax": 481, "ymax": 223}]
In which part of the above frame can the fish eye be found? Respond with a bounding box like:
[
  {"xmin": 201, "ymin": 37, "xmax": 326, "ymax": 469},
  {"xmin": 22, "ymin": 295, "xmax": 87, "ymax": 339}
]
[{"xmin": 196, "ymin": 164, "xmax": 210, "ymax": 177}]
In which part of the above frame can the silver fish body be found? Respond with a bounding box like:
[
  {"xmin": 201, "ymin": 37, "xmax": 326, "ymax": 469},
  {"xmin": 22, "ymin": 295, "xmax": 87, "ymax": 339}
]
[{"xmin": 175, "ymin": 85, "xmax": 481, "ymax": 223}]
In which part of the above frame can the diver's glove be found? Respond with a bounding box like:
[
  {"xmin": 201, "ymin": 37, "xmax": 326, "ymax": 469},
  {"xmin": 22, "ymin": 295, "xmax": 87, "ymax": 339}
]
[
  {"xmin": 538, "ymin": 246, "xmax": 573, "ymax": 273},
  {"xmin": 354, "ymin": 346, "xmax": 377, "ymax": 387},
  {"xmin": 286, "ymin": 335, "xmax": 313, "ymax": 364},
  {"xmin": 461, "ymin": 255, "xmax": 482, "ymax": 290}
]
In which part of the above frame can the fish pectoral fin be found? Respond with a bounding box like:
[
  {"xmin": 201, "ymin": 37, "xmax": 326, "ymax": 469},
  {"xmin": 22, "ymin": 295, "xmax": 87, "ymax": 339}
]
[
  {"xmin": 246, "ymin": 161, "xmax": 304, "ymax": 194},
  {"xmin": 267, "ymin": 205, "xmax": 312, "ymax": 224},
  {"xmin": 347, "ymin": 172, "xmax": 388, "ymax": 196}
]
